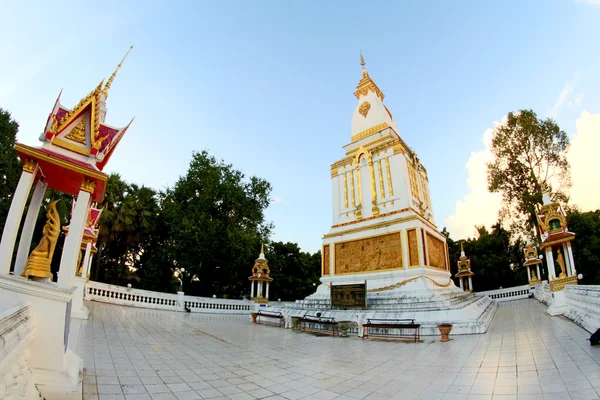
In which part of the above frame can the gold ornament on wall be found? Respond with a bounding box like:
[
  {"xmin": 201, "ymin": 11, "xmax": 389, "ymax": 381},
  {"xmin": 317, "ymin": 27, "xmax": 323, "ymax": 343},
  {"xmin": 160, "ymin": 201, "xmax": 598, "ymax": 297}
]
[
  {"xmin": 65, "ymin": 117, "xmax": 87, "ymax": 144},
  {"xmin": 81, "ymin": 178, "xmax": 96, "ymax": 193},
  {"xmin": 22, "ymin": 158, "xmax": 37, "ymax": 173},
  {"xmin": 22, "ymin": 200, "xmax": 60, "ymax": 279},
  {"xmin": 358, "ymin": 102, "xmax": 371, "ymax": 117}
]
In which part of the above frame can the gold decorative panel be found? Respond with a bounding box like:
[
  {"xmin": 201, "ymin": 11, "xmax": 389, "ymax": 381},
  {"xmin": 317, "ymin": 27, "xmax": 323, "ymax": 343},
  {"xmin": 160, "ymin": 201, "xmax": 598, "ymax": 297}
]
[
  {"xmin": 358, "ymin": 102, "xmax": 371, "ymax": 117},
  {"xmin": 407, "ymin": 229, "xmax": 419, "ymax": 266},
  {"xmin": 406, "ymin": 159, "xmax": 419, "ymax": 198},
  {"xmin": 426, "ymin": 233, "xmax": 446, "ymax": 269},
  {"xmin": 323, "ymin": 245, "xmax": 330, "ymax": 275},
  {"xmin": 334, "ymin": 232, "xmax": 402, "ymax": 275},
  {"xmin": 65, "ymin": 117, "xmax": 87, "ymax": 144}
]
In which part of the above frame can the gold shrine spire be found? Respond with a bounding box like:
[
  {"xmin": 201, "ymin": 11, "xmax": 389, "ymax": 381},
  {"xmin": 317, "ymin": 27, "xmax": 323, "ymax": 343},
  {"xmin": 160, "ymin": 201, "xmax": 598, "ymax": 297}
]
[
  {"xmin": 260, "ymin": 243, "xmax": 264, "ymax": 254},
  {"xmin": 103, "ymin": 45, "xmax": 134, "ymax": 97},
  {"xmin": 354, "ymin": 51, "xmax": 384, "ymax": 101}
]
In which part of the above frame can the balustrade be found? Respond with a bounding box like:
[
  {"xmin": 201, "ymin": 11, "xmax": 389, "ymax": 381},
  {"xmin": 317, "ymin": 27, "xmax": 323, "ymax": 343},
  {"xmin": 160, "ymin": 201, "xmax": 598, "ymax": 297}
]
[{"xmin": 85, "ymin": 281, "xmax": 253, "ymax": 314}]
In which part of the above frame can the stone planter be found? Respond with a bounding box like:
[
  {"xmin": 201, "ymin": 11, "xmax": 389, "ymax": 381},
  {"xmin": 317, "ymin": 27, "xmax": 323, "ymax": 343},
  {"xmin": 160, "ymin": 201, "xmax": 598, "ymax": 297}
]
[
  {"xmin": 291, "ymin": 316, "xmax": 302, "ymax": 330},
  {"xmin": 438, "ymin": 323, "xmax": 453, "ymax": 342},
  {"xmin": 338, "ymin": 321, "xmax": 350, "ymax": 337},
  {"xmin": 251, "ymin": 313, "xmax": 258, "ymax": 323}
]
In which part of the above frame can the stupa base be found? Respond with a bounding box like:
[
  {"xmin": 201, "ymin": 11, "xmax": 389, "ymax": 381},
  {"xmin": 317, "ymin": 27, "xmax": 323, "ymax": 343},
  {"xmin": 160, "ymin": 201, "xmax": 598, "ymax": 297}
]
[{"xmin": 269, "ymin": 267, "xmax": 497, "ymax": 336}]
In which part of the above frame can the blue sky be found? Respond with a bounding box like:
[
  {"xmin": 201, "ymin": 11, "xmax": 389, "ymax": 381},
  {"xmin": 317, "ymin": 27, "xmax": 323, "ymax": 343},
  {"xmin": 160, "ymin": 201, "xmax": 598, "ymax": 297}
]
[{"xmin": 2, "ymin": 1, "xmax": 600, "ymax": 253}]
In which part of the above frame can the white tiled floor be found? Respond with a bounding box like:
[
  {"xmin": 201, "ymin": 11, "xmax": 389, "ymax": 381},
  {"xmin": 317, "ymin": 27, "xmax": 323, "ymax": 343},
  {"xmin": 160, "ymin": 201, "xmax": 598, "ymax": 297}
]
[{"xmin": 74, "ymin": 299, "xmax": 600, "ymax": 400}]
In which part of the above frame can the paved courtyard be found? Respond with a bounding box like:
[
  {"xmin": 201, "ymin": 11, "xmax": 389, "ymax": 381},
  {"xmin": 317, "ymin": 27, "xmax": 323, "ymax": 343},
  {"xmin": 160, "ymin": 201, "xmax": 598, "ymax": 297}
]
[{"xmin": 72, "ymin": 299, "xmax": 600, "ymax": 400}]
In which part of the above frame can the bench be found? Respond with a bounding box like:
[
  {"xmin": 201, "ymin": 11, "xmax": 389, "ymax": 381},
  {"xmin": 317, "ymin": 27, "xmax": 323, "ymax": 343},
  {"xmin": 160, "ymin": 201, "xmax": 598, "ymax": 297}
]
[
  {"xmin": 255, "ymin": 311, "xmax": 285, "ymax": 327},
  {"xmin": 362, "ymin": 318, "xmax": 420, "ymax": 342},
  {"xmin": 300, "ymin": 315, "xmax": 339, "ymax": 336}
]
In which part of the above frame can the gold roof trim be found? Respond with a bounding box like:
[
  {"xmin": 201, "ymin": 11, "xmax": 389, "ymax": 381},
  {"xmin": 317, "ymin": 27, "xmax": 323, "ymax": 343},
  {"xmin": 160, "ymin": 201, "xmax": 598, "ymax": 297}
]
[{"xmin": 351, "ymin": 123, "xmax": 389, "ymax": 142}]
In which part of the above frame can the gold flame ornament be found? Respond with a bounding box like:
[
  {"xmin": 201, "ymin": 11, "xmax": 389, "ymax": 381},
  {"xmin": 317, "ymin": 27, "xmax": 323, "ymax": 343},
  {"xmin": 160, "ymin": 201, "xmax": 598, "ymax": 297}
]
[{"xmin": 22, "ymin": 200, "xmax": 61, "ymax": 279}]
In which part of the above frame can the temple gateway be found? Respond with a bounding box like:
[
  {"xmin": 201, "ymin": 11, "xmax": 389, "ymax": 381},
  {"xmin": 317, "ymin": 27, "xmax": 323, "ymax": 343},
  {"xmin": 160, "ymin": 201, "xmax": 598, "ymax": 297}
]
[{"xmin": 270, "ymin": 55, "xmax": 497, "ymax": 335}]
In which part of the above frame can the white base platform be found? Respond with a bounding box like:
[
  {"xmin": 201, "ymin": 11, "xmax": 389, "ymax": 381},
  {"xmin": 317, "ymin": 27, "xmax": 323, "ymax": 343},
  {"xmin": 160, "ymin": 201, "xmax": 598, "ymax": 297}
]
[{"xmin": 269, "ymin": 267, "xmax": 497, "ymax": 335}]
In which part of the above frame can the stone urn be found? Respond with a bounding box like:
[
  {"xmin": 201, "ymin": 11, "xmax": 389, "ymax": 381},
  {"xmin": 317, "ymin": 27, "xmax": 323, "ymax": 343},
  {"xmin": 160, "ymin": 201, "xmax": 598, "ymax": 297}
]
[
  {"xmin": 338, "ymin": 321, "xmax": 350, "ymax": 337},
  {"xmin": 438, "ymin": 323, "xmax": 453, "ymax": 342},
  {"xmin": 251, "ymin": 313, "xmax": 258, "ymax": 323}
]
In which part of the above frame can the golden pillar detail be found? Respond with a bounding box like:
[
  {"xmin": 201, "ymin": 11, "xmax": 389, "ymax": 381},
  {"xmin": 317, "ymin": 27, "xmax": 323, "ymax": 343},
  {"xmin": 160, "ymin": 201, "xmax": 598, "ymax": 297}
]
[
  {"xmin": 81, "ymin": 178, "xmax": 96, "ymax": 193},
  {"xmin": 343, "ymin": 171, "xmax": 348, "ymax": 209},
  {"xmin": 406, "ymin": 159, "xmax": 419, "ymax": 198},
  {"xmin": 385, "ymin": 157, "xmax": 394, "ymax": 197},
  {"xmin": 22, "ymin": 200, "xmax": 60, "ymax": 279},
  {"xmin": 350, "ymin": 169, "xmax": 356, "ymax": 208},
  {"xmin": 22, "ymin": 158, "xmax": 37, "ymax": 173},
  {"xmin": 355, "ymin": 160, "xmax": 363, "ymax": 219},
  {"xmin": 377, "ymin": 159, "xmax": 385, "ymax": 199},
  {"xmin": 368, "ymin": 157, "xmax": 379, "ymax": 216}
]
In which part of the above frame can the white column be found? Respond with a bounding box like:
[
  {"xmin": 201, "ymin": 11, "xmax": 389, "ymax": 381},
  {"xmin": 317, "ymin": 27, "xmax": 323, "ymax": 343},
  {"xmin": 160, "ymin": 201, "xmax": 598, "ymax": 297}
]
[
  {"xmin": 468, "ymin": 276, "xmax": 473, "ymax": 292},
  {"xmin": 536, "ymin": 265, "xmax": 541, "ymax": 280},
  {"xmin": 561, "ymin": 244, "xmax": 572, "ymax": 276},
  {"xmin": 84, "ymin": 249, "xmax": 94, "ymax": 279},
  {"xmin": 80, "ymin": 242, "xmax": 92, "ymax": 277},
  {"xmin": 526, "ymin": 266, "xmax": 531, "ymax": 282},
  {"xmin": 567, "ymin": 243, "xmax": 576, "ymax": 275},
  {"xmin": 14, "ymin": 179, "xmax": 48, "ymax": 276},
  {"xmin": 250, "ymin": 281, "xmax": 255, "ymax": 297},
  {"xmin": 459, "ymin": 278, "xmax": 463, "ymax": 290},
  {"xmin": 266, "ymin": 282, "xmax": 270, "ymax": 299},
  {"xmin": 0, "ymin": 168, "xmax": 37, "ymax": 274},
  {"xmin": 546, "ymin": 250, "xmax": 556, "ymax": 280},
  {"xmin": 58, "ymin": 189, "xmax": 91, "ymax": 289}
]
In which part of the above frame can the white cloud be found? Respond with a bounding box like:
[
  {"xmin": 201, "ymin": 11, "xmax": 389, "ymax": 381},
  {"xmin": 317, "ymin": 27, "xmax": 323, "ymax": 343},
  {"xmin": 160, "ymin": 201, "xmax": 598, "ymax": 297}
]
[
  {"xmin": 549, "ymin": 76, "xmax": 579, "ymax": 119},
  {"xmin": 568, "ymin": 111, "xmax": 600, "ymax": 211},
  {"xmin": 568, "ymin": 89, "xmax": 584, "ymax": 109},
  {"xmin": 272, "ymin": 196, "xmax": 283, "ymax": 204},
  {"xmin": 445, "ymin": 123, "xmax": 503, "ymax": 240}
]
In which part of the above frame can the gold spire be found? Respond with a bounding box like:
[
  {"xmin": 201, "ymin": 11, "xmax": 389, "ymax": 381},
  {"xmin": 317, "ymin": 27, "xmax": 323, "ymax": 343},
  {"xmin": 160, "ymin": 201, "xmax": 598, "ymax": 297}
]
[
  {"xmin": 360, "ymin": 51, "xmax": 365, "ymax": 67},
  {"xmin": 103, "ymin": 45, "xmax": 133, "ymax": 97},
  {"xmin": 260, "ymin": 243, "xmax": 264, "ymax": 254},
  {"xmin": 461, "ymin": 242, "xmax": 464, "ymax": 253}
]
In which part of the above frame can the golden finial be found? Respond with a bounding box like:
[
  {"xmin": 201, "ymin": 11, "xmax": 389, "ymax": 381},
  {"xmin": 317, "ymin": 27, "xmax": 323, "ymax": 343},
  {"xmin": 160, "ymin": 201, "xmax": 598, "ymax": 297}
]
[
  {"xmin": 460, "ymin": 242, "xmax": 464, "ymax": 253},
  {"xmin": 260, "ymin": 243, "xmax": 264, "ymax": 254},
  {"xmin": 103, "ymin": 45, "xmax": 134, "ymax": 96},
  {"xmin": 360, "ymin": 51, "xmax": 365, "ymax": 67}
]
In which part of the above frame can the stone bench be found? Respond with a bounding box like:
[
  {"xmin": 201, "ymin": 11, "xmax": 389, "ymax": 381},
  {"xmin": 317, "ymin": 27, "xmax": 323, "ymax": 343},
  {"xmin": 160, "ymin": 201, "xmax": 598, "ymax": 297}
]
[
  {"xmin": 300, "ymin": 315, "xmax": 339, "ymax": 336},
  {"xmin": 252, "ymin": 310, "xmax": 285, "ymax": 327},
  {"xmin": 362, "ymin": 318, "xmax": 420, "ymax": 342}
]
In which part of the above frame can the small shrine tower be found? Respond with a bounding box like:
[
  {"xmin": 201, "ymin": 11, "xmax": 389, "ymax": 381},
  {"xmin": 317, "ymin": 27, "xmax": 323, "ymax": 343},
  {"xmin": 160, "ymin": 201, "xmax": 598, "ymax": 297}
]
[
  {"xmin": 249, "ymin": 244, "xmax": 272, "ymax": 304},
  {"xmin": 535, "ymin": 193, "xmax": 578, "ymax": 315},
  {"xmin": 523, "ymin": 241, "xmax": 542, "ymax": 286},
  {"xmin": 0, "ymin": 46, "xmax": 134, "ymax": 394},
  {"xmin": 455, "ymin": 243, "xmax": 474, "ymax": 292}
]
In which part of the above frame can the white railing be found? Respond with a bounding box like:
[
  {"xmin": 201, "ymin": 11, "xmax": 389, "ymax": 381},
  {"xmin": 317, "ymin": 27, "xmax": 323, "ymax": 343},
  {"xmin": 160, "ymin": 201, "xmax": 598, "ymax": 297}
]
[
  {"xmin": 533, "ymin": 281, "xmax": 551, "ymax": 305},
  {"xmin": 478, "ymin": 284, "xmax": 530, "ymax": 302},
  {"xmin": 184, "ymin": 295, "xmax": 253, "ymax": 313},
  {"xmin": 0, "ymin": 304, "xmax": 41, "ymax": 399},
  {"xmin": 86, "ymin": 281, "xmax": 179, "ymax": 311},
  {"xmin": 563, "ymin": 285, "xmax": 600, "ymax": 333},
  {"xmin": 85, "ymin": 281, "xmax": 253, "ymax": 314}
]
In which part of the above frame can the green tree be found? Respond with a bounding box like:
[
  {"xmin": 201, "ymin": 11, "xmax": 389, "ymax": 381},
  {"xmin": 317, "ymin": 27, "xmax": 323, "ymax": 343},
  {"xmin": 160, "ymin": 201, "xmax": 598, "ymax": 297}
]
[
  {"xmin": 0, "ymin": 108, "xmax": 21, "ymax": 233},
  {"xmin": 265, "ymin": 242, "xmax": 321, "ymax": 301},
  {"xmin": 444, "ymin": 223, "xmax": 526, "ymax": 291},
  {"xmin": 487, "ymin": 109, "xmax": 570, "ymax": 237},
  {"xmin": 566, "ymin": 209, "xmax": 600, "ymax": 285},
  {"xmin": 161, "ymin": 150, "xmax": 273, "ymax": 297}
]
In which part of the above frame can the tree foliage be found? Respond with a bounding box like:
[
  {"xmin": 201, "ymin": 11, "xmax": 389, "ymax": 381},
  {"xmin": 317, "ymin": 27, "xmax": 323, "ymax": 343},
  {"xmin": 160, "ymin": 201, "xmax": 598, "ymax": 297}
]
[
  {"xmin": 0, "ymin": 108, "xmax": 21, "ymax": 233},
  {"xmin": 445, "ymin": 223, "xmax": 527, "ymax": 291},
  {"xmin": 487, "ymin": 110, "xmax": 570, "ymax": 237},
  {"xmin": 265, "ymin": 242, "xmax": 321, "ymax": 301},
  {"xmin": 566, "ymin": 209, "xmax": 600, "ymax": 285}
]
